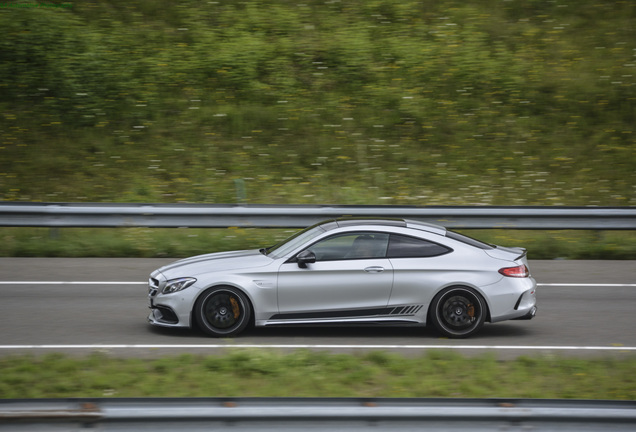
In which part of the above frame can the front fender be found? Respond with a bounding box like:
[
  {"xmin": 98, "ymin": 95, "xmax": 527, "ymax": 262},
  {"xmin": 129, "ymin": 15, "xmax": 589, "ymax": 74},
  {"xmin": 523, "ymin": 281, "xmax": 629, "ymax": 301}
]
[{"xmin": 193, "ymin": 273, "xmax": 278, "ymax": 322}]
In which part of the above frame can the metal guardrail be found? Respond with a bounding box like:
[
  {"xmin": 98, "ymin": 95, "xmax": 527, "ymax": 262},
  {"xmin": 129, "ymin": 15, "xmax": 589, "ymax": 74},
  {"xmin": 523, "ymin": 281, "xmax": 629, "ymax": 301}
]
[
  {"xmin": 0, "ymin": 202, "xmax": 635, "ymax": 229},
  {"xmin": 1, "ymin": 397, "xmax": 635, "ymax": 431}
]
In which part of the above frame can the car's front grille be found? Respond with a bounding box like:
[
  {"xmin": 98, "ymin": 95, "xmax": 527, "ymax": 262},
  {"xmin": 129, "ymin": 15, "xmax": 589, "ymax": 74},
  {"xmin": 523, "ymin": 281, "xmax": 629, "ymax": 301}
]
[{"xmin": 148, "ymin": 277, "xmax": 159, "ymax": 297}]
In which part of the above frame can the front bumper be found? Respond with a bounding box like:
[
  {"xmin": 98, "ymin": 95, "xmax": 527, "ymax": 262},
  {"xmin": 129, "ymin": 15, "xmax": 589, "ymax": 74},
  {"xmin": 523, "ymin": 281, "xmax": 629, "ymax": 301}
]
[
  {"xmin": 147, "ymin": 274, "xmax": 193, "ymax": 328},
  {"xmin": 148, "ymin": 304, "xmax": 179, "ymax": 325}
]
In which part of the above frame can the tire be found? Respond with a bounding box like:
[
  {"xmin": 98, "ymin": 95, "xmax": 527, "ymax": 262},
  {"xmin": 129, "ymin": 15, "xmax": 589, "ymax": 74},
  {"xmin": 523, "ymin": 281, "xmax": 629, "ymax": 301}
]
[
  {"xmin": 429, "ymin": 286, "xmax": 486, "ymax": 338},
  {"xmin": 194, "ymin": 286, "xmax": 251, "ymax": 337}
]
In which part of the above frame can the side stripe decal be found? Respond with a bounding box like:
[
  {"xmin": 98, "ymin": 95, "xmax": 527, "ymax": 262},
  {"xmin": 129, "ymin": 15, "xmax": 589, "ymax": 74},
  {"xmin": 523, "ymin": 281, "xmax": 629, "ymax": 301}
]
[{"xmin": 271, "ymin": 305, "xmax": 424, "ymax": 321}]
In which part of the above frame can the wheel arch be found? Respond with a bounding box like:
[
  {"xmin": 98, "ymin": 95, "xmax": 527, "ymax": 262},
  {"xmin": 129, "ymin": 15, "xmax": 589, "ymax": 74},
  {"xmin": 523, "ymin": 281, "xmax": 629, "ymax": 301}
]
[
  {"xmin": 190, "ymin": 283, "xmax": 256, "ymax": 330},
  {"xmin": 427, "ymin": 284, "xmax": 492, "ymax": 324}
]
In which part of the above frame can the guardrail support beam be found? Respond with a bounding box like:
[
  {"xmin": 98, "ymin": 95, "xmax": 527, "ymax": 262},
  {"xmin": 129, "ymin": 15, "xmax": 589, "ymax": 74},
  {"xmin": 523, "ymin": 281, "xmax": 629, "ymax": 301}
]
[{"xmin": 1, "ymin": 203, "xmax": 635, "ymax": 229}]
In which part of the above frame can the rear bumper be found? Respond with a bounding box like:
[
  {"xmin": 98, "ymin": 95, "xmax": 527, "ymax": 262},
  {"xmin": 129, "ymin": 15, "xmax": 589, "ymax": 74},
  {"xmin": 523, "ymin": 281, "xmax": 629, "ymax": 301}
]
[
  {"xmin": 513, "ymin": 305, "xmax": 537, "ymax": 320},
  {"xmin": 483, "ymin": 276, "xmax": 537, "ymax": 323}
]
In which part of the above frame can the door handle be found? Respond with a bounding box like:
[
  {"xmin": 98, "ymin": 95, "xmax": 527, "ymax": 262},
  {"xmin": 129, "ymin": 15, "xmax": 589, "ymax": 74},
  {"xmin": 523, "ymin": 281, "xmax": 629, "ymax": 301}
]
[{"xmin": 364, "ymin": 266, "xmax": 385, "ymax": 273}]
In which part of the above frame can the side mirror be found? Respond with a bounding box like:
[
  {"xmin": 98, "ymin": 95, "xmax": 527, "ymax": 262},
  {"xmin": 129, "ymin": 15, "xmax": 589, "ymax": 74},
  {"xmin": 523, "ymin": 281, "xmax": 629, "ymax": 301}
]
[{"xmin": 296, "ymin": 250, "xmax": 316, "ymax": 268}]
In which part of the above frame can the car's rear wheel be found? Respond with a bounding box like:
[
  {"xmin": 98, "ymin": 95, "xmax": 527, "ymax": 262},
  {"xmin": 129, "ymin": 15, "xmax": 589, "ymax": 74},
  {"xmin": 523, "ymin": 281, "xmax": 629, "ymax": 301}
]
[
  {"xmin": 429, "ymin": 286, "xmax": 486, "ymax": 338},
  {"xmin": 195, "ymin": 286, "xmax": 251, "ymax": 337}
]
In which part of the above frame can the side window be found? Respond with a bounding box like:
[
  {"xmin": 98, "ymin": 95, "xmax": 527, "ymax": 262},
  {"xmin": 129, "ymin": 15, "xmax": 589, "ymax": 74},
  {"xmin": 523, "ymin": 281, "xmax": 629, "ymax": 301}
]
[
  {"xmin": 387, "ymin": 234, "xmax": 451, "ymax": 258},
  {"xmin": 308, "ymin": 233, "xmax": 389, "ymax": 261}
]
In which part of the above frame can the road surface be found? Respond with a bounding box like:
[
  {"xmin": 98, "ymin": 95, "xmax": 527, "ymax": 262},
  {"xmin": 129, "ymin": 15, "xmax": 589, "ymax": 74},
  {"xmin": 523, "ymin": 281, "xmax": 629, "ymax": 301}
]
[{"xmin": 0, "ymin": 258, "xmax": 634, "ymax": 358}]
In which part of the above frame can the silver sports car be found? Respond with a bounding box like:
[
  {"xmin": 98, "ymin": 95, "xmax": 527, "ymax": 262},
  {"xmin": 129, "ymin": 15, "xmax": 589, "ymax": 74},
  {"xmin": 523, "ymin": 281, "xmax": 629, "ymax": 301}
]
[{"xmin": 148, "ymin": 218, "xmax": 537, "ymax": 338}]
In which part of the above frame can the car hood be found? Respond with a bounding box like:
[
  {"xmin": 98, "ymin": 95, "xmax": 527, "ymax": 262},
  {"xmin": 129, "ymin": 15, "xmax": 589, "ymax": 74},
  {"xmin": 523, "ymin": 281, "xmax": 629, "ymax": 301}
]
[{"xmin": 156, "ymin": 249, "xmax": 272, "ymax": 278}]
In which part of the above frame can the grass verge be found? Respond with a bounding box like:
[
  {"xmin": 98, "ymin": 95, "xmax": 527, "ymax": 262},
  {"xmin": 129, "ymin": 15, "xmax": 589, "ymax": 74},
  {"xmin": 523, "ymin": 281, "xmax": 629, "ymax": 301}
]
[
  {"xmin": 1, "ymin": 350, "xmax": 634, "ymax": 399},
  {"xmin": 1, "ymin": 227, "xmax": 635, "ymax": 259}
]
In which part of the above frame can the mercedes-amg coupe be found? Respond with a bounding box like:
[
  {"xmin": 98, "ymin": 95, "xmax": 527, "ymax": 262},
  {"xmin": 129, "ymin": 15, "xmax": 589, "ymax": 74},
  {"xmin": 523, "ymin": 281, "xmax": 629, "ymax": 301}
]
[{"xmin": 148, "ymin": 218, "xmax": 537, "ymax": 338}]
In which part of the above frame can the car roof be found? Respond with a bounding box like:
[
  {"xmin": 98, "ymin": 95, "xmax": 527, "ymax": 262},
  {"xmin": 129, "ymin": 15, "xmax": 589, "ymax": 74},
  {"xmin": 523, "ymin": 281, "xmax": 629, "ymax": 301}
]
[{"xmin": 318, "ymin": 218, "xmax": 447, "ymax": 236}]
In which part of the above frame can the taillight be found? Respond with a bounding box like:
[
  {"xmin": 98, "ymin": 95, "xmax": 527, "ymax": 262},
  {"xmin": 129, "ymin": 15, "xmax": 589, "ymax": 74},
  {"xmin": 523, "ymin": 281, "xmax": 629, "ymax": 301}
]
[{"xmin": 499, "ymin": 264, "xmax": 529, "ymax": 278}]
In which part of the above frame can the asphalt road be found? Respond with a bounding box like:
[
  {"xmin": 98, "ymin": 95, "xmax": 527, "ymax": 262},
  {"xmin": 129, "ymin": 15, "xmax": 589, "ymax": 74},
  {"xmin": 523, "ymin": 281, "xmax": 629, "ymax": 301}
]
[{"xmin": 1, "ymin": 258, "xmax": 635, "ymax": 359}]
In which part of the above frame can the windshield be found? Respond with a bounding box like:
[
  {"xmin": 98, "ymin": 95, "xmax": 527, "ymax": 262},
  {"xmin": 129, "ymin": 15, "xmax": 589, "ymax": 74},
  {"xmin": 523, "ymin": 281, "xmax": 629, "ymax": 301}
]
[{"xmin": 266, "ymin": 223, "xmax": 327, "ymax": 259}]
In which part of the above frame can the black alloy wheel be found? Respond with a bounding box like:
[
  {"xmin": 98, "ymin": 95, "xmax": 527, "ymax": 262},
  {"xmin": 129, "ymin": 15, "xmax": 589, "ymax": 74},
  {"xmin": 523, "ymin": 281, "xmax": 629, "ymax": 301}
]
[
  {"xmin": 195, "ymin": 287, "xmax": 251, "ymax": 337},
  {"xmin": 429, "ymin": 286, "xmax": 486, "ymax": 338}
]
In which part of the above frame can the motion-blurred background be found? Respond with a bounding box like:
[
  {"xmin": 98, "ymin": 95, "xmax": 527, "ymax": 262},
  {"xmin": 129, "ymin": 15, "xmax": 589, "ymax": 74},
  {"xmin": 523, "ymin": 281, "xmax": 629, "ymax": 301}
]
[
  {"xmin": 1, "ymin": 0, "xmax": 635, "ymax": 259},
  {"xmin": 1, "ymin": 0, "xmax": 634, "ymax": 206}
]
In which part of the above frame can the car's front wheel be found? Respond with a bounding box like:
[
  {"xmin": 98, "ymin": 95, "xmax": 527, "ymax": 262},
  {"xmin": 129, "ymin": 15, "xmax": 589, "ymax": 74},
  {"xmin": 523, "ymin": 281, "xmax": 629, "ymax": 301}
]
[
  {"xmin": 429, "ymin": 286, "xmax": 486, "ymax": 338},
  {"xmin": 194, "ymin": 286, "xmax": 251, "ymax": 337}
]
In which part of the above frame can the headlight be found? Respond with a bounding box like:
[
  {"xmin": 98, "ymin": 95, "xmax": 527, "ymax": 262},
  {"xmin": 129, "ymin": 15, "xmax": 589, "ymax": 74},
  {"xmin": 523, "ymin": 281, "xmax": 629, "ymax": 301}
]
[{"xmin": 162, "ymin": 277, "xmax": 197, "ymax": 294}]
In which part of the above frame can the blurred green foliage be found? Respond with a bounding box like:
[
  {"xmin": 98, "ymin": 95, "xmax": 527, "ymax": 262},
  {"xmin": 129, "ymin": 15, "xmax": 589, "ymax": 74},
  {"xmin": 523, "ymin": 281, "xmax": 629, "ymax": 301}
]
[
  {"xmin": 0, "ymin": 0, "xmax": 634, "ymax": 205},
  {"xmin": 1, "ymin": 227, "xmax": 635, "ymax": 259},
  {"xmin": 1, "ymin": 350, "xmax": 635, "ymax": 399}
]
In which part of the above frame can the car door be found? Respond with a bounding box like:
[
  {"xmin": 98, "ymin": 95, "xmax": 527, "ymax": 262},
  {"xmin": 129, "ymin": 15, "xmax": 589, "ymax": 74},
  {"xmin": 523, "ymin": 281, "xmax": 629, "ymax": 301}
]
[{"xmin": 275, "ymin": 232, "xmax": 393, "ymax": 319}]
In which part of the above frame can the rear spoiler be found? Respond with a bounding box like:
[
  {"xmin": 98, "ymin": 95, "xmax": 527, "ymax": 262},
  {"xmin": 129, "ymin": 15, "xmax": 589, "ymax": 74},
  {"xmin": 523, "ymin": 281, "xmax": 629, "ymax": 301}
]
[{"xmin": 515, "ymin": 248, "xmax": 527, "ymax": 261}]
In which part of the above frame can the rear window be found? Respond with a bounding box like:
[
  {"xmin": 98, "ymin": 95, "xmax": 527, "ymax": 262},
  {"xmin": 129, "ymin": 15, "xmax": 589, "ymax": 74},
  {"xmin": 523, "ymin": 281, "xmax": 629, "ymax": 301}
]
[
  {"xmin": 387, "ymin": 234, "xmax": 451, "ymax": 258},
  {"xmin": 446, "ymin": 231, "xmax": 495, "ymax": 250}
]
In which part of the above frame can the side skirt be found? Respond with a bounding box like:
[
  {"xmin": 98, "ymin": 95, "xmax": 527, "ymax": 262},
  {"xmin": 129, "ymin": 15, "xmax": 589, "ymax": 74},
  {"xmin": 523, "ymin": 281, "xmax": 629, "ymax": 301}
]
[{"xmin": 268, "ymin": 305, "xmax": 424, "ymax": 321}]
